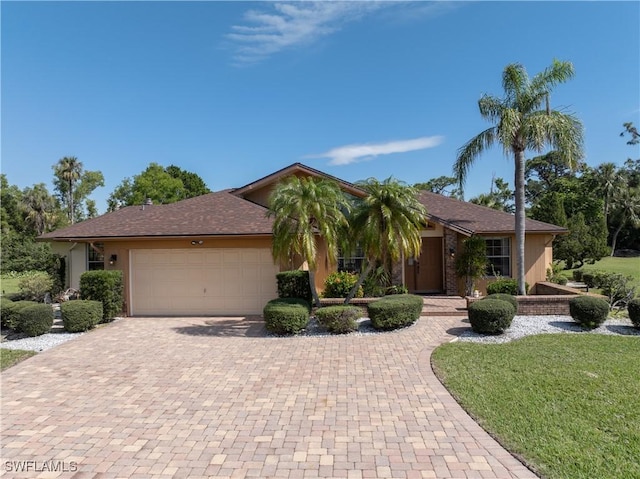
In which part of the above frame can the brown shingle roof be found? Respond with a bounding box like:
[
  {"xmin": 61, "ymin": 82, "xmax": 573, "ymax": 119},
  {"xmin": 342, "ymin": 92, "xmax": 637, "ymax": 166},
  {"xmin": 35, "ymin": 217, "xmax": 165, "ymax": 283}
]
[
  {"xmin": 417, "ymin": 190, "xmax": 568, "ymax": 235},
  {"xmin": 39, "ymin": 191, "xmax": 275, "ymax": 240}
]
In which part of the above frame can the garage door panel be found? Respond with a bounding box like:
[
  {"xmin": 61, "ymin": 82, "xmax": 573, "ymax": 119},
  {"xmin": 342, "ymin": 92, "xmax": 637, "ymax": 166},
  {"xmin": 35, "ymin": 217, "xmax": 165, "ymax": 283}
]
[{"xmin": 131, "ymin": 248, "xmax": 278, "ymax": 316}]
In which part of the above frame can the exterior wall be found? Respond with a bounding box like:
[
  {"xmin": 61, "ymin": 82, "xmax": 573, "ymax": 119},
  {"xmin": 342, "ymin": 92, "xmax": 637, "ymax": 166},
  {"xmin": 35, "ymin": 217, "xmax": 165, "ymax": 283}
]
[{"xmin": 51, "ymin": 241, "xmax": 88, "ymax": 290}]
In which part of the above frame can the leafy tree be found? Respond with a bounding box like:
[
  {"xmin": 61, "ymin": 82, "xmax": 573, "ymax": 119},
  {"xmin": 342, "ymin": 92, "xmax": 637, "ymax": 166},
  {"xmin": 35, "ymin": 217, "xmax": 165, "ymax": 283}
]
[
  {"xmin": 21, "ymin": 183, "xmax": 64, "ymax": 236},
  {"xmin": 344, "ymin": 178, "xmax": 426, "ymax": 303},
  {"xmin": 414, "ymin": 176, "xmax": 462, "ymax": 198},
  {"xmin": 469, "ymin": 177, "xmax": 514, "ymax": 213},
  {"xmin": 107, "ymin": 163, "xmax": 210, "ymax": 210},
  {"xmin": 609, "ymin": 185, "xmax": 640, "ymax": 255},
  {"xmin": 554, "ymin": 213, "xmax": 609, "ymax": 268},
  {"xmin": 53, "ymin": 157, "xmax": 104, "ymax": 223},
  {"xmin": 1, "ymin": 174, "xmax": 25, "ymax": 235},
  {"xmin": 621, "ymin": 122, "xmax": 640, "ymax": 145},
  {"xmin": 455, "ymin": 60, "xmax": 584, "ymax": 294},
  {"xmin": 267, "ymin": 176, "xmax": 350, "ymax": 307},
  {"xmin": 455, "ymin": 235, "xmax": 489, "ymax": 296},
  {"xmin": 529, "ymin": 191, "xmax": 567, "ymax": 228}
]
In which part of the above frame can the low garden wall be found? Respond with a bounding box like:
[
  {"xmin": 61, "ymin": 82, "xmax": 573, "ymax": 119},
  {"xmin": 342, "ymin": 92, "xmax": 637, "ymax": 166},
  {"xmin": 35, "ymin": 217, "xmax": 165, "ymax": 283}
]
[{"xmin": 467, "ymin": 282, "xmax": 606, "ymax": 315}]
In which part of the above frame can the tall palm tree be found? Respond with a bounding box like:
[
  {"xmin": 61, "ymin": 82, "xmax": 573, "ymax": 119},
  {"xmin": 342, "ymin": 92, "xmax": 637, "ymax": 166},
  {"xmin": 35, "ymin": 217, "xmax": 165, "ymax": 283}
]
[
  {"xmin": 455, "ymin": 60, "xmax": 584, "ymax": 295},
  {"xmin": 344, "ymin": 177, "xmax": 426, "ymax": 303},
  {"xmin": 55, "ymin": 156, "xmax": 83, "ymax": 224},
  {"xmin": 593, "ymin": 162, "xmax": 619, "ymax": 225},
  {"xmin": 609, "ymin": 184, "xmax": 640, "ymax": 256},
  {"xmin": 268, "ymin": 176, "xmax": 350, "ymax": 307}
]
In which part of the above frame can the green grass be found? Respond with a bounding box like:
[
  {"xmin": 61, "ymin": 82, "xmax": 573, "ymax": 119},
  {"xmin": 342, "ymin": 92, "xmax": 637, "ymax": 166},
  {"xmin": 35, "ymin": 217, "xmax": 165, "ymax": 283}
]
[
  {"xmin": 432, "ymin": 335, "xmax": 640, "ymax": 479},
  {"xmin": 561, "ymin": 257, "xmax": 640, "ymax": 283},
  {"xmin": 0, "ymin": 275, "xmax": 21, "ymax": 296},
  {"xmin": 0, "ymin": 348, "xmax": 36, "ymax": 370}
]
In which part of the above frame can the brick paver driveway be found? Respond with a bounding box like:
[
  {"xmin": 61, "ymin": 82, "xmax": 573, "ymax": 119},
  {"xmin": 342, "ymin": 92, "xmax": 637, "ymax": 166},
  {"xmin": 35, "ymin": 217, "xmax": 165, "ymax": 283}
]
[{"xmin": 1, "ymin": 316, "xmax": 537, "ymax": 479}]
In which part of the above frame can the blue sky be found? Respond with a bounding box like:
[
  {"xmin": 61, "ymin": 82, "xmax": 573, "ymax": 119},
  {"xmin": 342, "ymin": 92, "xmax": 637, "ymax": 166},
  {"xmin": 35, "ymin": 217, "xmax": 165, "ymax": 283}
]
[{"xmin": 2, "ymin": 1, "xmax": 639, "ymax": 213}]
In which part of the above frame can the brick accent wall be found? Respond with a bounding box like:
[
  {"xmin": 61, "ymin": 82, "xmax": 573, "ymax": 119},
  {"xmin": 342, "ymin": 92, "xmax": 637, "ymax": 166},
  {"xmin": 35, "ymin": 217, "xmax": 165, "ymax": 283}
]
[
  {"xmin": 443, "ymin": 229, "xmax": 459, "ymax": 295},
  {"xmin": 466, "ymin": 289, "xmax": 606, "ymax": 315}
]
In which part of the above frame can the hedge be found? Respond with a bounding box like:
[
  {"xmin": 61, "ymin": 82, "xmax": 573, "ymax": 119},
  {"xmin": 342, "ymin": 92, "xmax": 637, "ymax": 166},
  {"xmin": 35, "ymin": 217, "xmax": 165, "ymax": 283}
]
[
  {"xmin": 569, "ymin": 295, "xmax": 609, "ymax": 330},
  {"xmin": 316, "ymin": 305, "xmax": 363, "ymax": 334},
  {"xmin": 263, "ymin": 298, "xmax": 310, "ymax": 335},
  {"xmin": 79, "ymin": 270, "xmax": 123, "ymax": 322},
  {"xmin": 276, "ymin": 270, "xmax": 312, "ymax": 304},
  {"xmin": 487, "ymin": 278, "xmax": 529, "ymax": 295},
  {"xmin": 628, "ymin": 299, "xmax": 640, "ymax": 328},
  {"xmin": 368, "ymin": 294, "xmax": 423, "ymax": 331},
  {"xmin": 468, "ymin": 299, "xmax": 515, "ymax": 335},
  {"xmin": 1, "ymin": 300, "xmax": 39, "ymax": 331},
  {"xmin": 19, "ymin": 304, "xmax": 54, "ymax": 337},
  {"xmin": 483, "ymin": 293, "xmax": 518, "ymax": 312},
  {"xmin": 61, "ymin": 300, "xmax": 103, "ymax": 332}
]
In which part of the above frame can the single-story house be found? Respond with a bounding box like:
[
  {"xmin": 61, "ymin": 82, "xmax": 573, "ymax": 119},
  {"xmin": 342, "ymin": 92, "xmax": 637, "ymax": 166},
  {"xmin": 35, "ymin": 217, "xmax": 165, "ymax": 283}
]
[{"xmin": 39, "ymin": 163, "xmax": 567, "ymax": 316}]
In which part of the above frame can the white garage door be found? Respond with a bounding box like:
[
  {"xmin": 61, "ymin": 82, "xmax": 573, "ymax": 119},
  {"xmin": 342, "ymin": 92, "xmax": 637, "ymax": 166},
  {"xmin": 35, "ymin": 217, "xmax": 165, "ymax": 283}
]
[{"xmin": 130, "ymin": 248, "xmax": 278, "ymax": 316}]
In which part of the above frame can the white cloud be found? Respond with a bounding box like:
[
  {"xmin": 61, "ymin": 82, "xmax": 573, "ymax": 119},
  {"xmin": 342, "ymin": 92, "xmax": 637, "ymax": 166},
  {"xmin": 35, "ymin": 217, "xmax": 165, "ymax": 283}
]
[
  {"xmin": 306, "ymin": 136, "xmax": 445, "ymax": 165},
  {"xmin": 225, "ymin": 2, "xmax": 391, "ymax": 64}
]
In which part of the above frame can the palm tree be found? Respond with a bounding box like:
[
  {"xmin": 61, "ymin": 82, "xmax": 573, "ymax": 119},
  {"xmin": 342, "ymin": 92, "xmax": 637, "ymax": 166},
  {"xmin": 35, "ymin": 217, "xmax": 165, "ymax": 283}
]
[
  {"xmin": 593, "ymin": 162, "xmax": 619, "ymax": 226},
  {"xmin": 22, "ymin": 183, "xmax": 60, "ymax": 235},
  {"xmin": 344, "ymin": 177, "xmax": 426, "ymax": 303},
  {"xmin": 55, "ymin": 156, "xmax": 83, "ymax": 224},
  {"xmin": 609, "ymin": 184, "xmax": 640, "ymax": 256},
  {"xmin": 455, "ymin": 60, "xmax": 584, "ymax": 295},
  {"xmin": 267, "ymin": 176, "xmax": 350, "ymax": 307}
]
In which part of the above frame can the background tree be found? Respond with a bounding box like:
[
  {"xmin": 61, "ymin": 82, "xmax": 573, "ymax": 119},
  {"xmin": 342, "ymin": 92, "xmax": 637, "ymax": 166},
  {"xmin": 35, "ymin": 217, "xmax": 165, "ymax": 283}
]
[
  {"xmin": 345, "ymin": 177, "xmax": 426, "ymax": 303},
  {"xmin": 413, "ymin": 176, "xmax": 462, "ymax": 198},
  {"xmin": 53, "ymin": 157, "xmax": 104, "ymax": 223},
  {"xmin": 609, "ymin": 185, "xmax": 640, "ymax": 255},
  {"xmin": 469, "ymin": 176, "xmax": 514, "ymax": 213},
  {"xmin": 107, "ymin": 163, "xmax": 210, "ymax": 210},
  {"xmin": 267, "ymin": 176, "xmax": 350, "ymax": 307},
  {"xmin": 455, "ymin": 60, "xmax": 584, "ymax": 294}
]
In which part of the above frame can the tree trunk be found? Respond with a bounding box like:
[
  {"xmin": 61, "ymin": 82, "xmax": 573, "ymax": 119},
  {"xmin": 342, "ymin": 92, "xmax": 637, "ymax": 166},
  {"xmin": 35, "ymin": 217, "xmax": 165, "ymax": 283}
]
[
  {"xmin": 514, "ymin": 148, "xmax": 527, "ymax": 295},
  {"xmin": 610, "ymin": 222, "xmax": 624, "ymax": 257},
  {"xmin": 308, "ymin": 269, "xmax": 321, "ymax": 308},
  {"xmin": 68, "ymin": 179, "xmax": 74, "ymax": 224},
  {"xmin": 344, "ymin": 261, "xmax": 375, "ymax": 305}
]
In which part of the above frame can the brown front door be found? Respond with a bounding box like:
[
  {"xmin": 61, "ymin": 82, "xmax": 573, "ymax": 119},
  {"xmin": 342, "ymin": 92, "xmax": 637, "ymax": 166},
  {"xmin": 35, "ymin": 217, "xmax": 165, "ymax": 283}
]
[{"xmin": 413, "ymin": 237, "xmax": 443, "ymax": 293}]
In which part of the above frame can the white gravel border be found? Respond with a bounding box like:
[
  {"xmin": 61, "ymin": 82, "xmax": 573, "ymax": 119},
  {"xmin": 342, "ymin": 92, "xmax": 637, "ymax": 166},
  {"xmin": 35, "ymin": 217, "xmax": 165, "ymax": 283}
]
[
  {"xmin": 0, "ymin": 331, "xmax": 85, "ymax": 352},
  {"xmin": 458, "ymin": 315, "xmax": 639, "ymax": 344}
]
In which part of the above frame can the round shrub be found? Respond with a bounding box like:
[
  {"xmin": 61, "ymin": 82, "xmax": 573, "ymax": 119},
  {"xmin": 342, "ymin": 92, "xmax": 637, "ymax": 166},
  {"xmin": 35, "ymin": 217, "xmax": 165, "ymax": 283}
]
[
  {"xmin": 628, "ymin": 298, "xmax": 640, "ymax": 328},
  {"xmin": 316, "ymin": 305, "xmax": 363, "ymax": 334},
  {"xmin": 468, "ymin": 299, "xmax": 515, "ymax": 335},
  {"xmin": 263, "ymin": 298, "xmax": 310, "ymax": 335},
  {"xmin": 1, "ymin": 300, "xmax": 39, "ymax": 331},
  {"xmin": 572, "ymin": 269, "xmax": 584, "ymax": 282},
  {"xmin": 79, "ymin": 270, "xmax": 124, "ymax": 322},
  {"xmin": 18, "ymin": 304, "xmax": 54, "ymax": 337},
  {"xmin": 483, "ymin": 293, "xmax": 518, "ymax": 312},
  {"xmin": 276, "ymin": 270, "xmax": 312, "ymax": 304},
  {"xmin": 322, "ymin": 271, "xmax": 363, "ymax": 299},
  {"xmin": 569, "ymin": 295, "xmax": 609, "ymax": 330},
  {"xmin": 368, "ymin": 294, "xmax": 423, "ymax": 331},
  {"xmin": 582, "ymin": 272, "xmax": 597, "ymax": 289},
  {"xmin": 486, "ymin": 278, "xmax": 529, "ymax": 295},
  {"xmin": 61, "ymin": 300, "xmax": 103, "ymax": 332}
]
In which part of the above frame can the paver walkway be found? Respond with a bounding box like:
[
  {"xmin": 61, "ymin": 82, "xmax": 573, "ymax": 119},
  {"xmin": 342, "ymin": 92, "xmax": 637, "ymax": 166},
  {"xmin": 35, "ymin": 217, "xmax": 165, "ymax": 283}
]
[{"xmin": 1, "ymin": 316, "xmax": 537, "ymax": 479}]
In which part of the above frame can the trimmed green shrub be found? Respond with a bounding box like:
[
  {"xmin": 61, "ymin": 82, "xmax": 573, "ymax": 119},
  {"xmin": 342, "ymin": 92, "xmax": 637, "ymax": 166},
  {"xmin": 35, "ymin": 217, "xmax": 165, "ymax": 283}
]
[
  {"xmin": 79, "ymin": 270, "xmax": 123, "ymax": 322},
  {"xmin": 368, "ymin": 294, "xmax": 423, "ymax": 331},
  {"xmin": 468, "ymin": 299, "xmax": 515, "ymax": 335},
  {"xmin": 316, "ymin": 305, "xmax": 363, "ymax": 334},
  {"xmin": 19, "ymin": 304, "xmax": 54, "ymax": 337},
  {"xmin": 572, "ymin": 269, "xmax": 584, "ymax": 282},
  {"xmin": 322, "ymin": 271, "xmax": 363, "ymax": 299},
  {"xmin": 582, "ymin": 272, "xmax": 597, "ymax": 289},
  {"xmin": 61, "ymin": 300, "xmax": 103, "ymax": 332},
  {"xmin": 628, "ymin": 299, "xmax": 640, "ymax": 328},
  {"xmin": 1, "ymin": 300, "xmax": 38, "ymax": 331},
  {"xmin": 569, "ymin": 295, "xmax": 609, "ymax": 330},
  {"xmin": 276, "ymin": 270, "xmax": 312, "ymax": 304},
  {"xmin": 18, "ymin": 272, "xmax": 54, "ymax": 302},
  {"xmin": 487, "ymin": 278, "xmax": 529, "ymax": 295},
  {"xmin": 483, "ymin": 293, "xmax": 518, "ymax": 312},
  {"xmin": 263, "ymin": 298, "xmax": 310, "ymax": 335}
]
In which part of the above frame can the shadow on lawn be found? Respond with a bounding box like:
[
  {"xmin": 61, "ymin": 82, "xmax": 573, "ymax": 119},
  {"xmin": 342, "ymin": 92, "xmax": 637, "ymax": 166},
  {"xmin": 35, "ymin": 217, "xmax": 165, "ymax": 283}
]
[{"xmin": 172, "ymin": 316, "xmax": 267, "ymax": 338}]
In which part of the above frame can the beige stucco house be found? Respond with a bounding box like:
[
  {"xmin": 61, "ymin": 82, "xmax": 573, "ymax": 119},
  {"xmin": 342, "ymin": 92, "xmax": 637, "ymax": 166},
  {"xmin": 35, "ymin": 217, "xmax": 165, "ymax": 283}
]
[{"xmin": 39, "ymin": 163, "xmax": 567, "ymax": 316}]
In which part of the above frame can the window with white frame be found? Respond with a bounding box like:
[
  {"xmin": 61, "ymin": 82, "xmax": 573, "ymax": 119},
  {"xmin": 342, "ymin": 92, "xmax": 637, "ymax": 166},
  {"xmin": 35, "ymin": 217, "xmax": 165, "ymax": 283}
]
[
  {"xmin": 485, "ymin": 237, "xmax": 511, "ymax": 277},
  {"xmin": 338, "ymin": 246, "xmax": 365, "ymax": 273},
  {"xmin": 87, "ymin": 243, "xmax": 105, "ymax": 271}
]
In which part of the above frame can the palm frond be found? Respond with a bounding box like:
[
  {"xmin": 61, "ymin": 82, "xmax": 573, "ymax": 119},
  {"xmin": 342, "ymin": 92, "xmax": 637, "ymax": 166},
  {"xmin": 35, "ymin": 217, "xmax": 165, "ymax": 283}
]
[{"xmin": 455, "ymin": 127, "xmax": 497, "ymax": 189}]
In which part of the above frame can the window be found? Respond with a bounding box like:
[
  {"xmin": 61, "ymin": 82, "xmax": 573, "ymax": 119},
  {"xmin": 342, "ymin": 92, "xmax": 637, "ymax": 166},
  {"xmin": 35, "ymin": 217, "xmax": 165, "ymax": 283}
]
[
  {"xmin": 485, "ymin": 237, "xmax": 510, "ymax": 277},
  {"xmin": 338, "ymin": 246, "xmax": 365, "ymax": 273},
  {"xmin": 87, "ymin": 243, "xmax": 105, "ymax": 271}
]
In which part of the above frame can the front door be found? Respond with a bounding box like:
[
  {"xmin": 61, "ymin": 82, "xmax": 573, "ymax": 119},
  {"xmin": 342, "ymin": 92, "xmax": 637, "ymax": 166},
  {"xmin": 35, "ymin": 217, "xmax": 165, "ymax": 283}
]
[{"xmin": 406, "ymin": 237, "xmax": 443, "ymax": 293}]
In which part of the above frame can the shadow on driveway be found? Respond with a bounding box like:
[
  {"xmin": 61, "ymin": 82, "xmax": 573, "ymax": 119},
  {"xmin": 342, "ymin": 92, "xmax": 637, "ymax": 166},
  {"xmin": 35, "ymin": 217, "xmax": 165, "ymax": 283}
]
[{"xmin": 172, "ymin": 316, "xmax": 267, "ymax": 338}]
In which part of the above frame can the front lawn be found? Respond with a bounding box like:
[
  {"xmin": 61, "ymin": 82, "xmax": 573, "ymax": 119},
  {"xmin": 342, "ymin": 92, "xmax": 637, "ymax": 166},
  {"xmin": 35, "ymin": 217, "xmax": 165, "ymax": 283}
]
[
  {"xmin": 0, "ymin": 348, "xmax": 36, "ymax": 370},
  {"xmin": 432, "ymin": 335, "xmax": 640, "ymax": 479},
  {"xmin": 561, "ymin": 256, "xmax": 640, "ymax": 292}
]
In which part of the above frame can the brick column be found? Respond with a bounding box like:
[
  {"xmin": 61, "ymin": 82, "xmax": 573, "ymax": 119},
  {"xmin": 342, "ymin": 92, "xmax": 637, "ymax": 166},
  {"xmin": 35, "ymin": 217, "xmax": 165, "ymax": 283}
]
[{"xmin": 443, "ymin": 229, "xmax": 459, "ymax": 296}]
